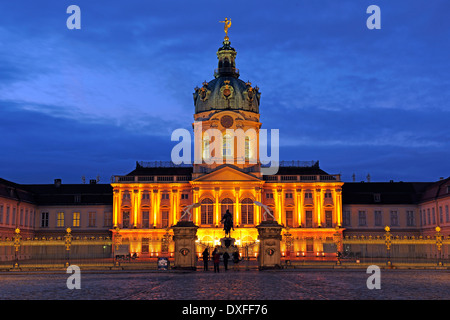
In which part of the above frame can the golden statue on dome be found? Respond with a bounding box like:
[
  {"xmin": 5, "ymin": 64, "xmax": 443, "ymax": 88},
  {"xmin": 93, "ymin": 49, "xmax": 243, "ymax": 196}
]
[{"xmin": 219, "ymin": 17, "xmax": 232, "ymax": 40}]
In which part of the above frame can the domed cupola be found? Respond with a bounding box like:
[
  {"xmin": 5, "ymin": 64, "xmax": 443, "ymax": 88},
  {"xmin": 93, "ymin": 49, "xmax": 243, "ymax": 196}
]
[{"xmin": 193, "ymin": 22, "xmax": 261, "ymax": 115}]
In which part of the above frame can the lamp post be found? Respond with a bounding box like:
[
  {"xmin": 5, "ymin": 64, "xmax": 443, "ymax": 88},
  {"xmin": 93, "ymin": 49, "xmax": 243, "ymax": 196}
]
[{"xmin": 436, "ymin": 226, "xmax": 443, "ymax": 266}]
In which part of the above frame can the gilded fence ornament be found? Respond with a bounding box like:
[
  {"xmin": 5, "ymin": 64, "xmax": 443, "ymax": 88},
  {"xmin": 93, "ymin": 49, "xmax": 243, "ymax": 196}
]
[
  {"xmin": 65, "ymin": 228, "xmax": 73, "ymax": 251},
  {"xmin": 13, "ymin": 228, "xmax": 21, "ymax": 252}
]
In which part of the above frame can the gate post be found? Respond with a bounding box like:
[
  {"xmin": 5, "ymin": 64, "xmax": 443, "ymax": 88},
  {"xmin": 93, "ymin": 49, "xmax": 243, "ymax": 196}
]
[
  {"xmin": 256, "ymin": 221, "xmax": 283, "ymax": 269},
  {"xmin": 172, "ymin": 221, "xmax": 199, "ymax": 270},
  {"xmin": 13, "ymin": 228, "xmax": 21, "ymax": 269}
]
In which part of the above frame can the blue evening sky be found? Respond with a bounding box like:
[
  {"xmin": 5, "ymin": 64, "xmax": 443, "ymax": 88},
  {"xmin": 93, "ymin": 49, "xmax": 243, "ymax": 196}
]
[{"xmin": 0, "ymin": 0, "xmax": 449, "ymax": 183}]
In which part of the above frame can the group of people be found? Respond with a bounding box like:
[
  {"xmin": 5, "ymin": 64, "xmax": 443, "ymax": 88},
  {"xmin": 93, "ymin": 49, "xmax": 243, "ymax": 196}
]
[{"xmin": 202, "ymin": 247, "xmax": 240, "ymax": 272}]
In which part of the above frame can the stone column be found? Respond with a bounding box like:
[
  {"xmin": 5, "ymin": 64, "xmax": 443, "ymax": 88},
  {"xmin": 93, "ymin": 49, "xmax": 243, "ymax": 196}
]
[
  {"xmin": 256, "ymin": 221, "xmax": 283, "ymax": 269},
  {"xmin": 172, "ymin": 221, "xmax": 199, "ymax": 270}
]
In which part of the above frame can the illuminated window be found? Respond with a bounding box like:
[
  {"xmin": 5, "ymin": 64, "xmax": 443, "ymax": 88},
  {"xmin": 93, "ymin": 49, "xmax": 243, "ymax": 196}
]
[
  {"xmin": 285, "ymin": 210, "xmax": 293, "ymax": 227},
  {"xmin": 142, "ymin": 211, "xmax": 150, "ymax": 228},
  {"xmin": 325, "ymin": 210, "xmax": 332, "ymax": 227},
  {"xmin": 305, "ymin": 211, "xmax": 313, "ymax": 227},
  {"xmin": 162, "ymin": 211, "xmax": 169, "ymax": 228},
  {"xmin": 240, "ymin": 198, "xmax": 254, "ymax": 225},
  {"xmin": 122, "ymin": 211, "xmax": 130, "ymax": 228},
  {"xmin": 57, "ymin": 212, "xmax": 65, "ymax": 227},
  {"xmin": 201, "ymin": 198, "xmax": 214, "ymax": 225},
  {"xmin": 73, "ymin": 212, "xmax": 81, "ymax": 227},
  {"xmin": 141, "ymin": 238, "xmax": 149, "ymax": 253},
  {"xmin": 223, "ymin": 134, "xmax": 232, "ymax": 158}
]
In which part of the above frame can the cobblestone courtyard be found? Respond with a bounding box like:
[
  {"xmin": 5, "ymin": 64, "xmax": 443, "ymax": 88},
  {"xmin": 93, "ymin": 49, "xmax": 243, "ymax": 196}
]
[{"xmin": 0, "ymin": 269, "xmax": 449, "ymax": 300}]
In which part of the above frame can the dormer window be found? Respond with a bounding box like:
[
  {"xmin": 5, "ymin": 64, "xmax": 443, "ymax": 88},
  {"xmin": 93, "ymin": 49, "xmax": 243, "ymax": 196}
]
[{"xmin": 374, "ymin": 193, "xmax": 381, "ymax": 202}]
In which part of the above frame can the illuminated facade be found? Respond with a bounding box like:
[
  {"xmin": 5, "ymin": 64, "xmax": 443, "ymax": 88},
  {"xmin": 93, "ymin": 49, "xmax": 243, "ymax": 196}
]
[{"xmin": 111, "ymin": 35, "xmax": 345, "ymax": 259}]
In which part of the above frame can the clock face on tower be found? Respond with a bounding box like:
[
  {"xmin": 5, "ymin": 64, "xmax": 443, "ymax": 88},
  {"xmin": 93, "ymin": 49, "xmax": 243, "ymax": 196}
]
[{"xmin": 220, "ymin": 115, "xmax": 234, "ymax": 128}]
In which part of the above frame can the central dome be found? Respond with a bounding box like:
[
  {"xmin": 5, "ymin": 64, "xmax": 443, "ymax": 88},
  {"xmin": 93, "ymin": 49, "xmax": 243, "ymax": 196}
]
[{"xmin": 193, "ymin": 39, "xmax": 261, "ymax": 114}]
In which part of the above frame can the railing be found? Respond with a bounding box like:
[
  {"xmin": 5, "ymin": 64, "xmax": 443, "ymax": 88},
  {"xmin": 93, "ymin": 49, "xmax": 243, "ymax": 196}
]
[
  {"xmin": 115, "ymin": 176, "xmax": 192, "ymax": 183},
  {"xmin": 263, "ymin": 174, "xmax": 341, "ymax": 182}
]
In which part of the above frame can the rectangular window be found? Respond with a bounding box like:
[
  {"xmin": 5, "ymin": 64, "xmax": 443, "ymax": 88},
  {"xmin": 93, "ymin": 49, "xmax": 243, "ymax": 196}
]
[
  {"xmin": 358, "ymin": 211, "xmax": 366, "ymax": 226},
  {"xmin": 122, "ymin": 192, "xmax": 131, "ymax": 200},
  {"xmin": 406, "ymin": 210, "xmax": 415, "ymax": 226},
  {"xmin": 103, "ymin": 212, "xmax": 112, "ymax": 227},
  {"xmin": 266, "ymin": 193, "xmax": 273, "ymax": 199},
  {"xmin": 74, "ymin": 195, "xmax": 81, "ymax": 203},
  {"xmin": 343, "ymin": 210, "xmax": 351, "ymax": 227},
  {"xmin": 6, "ymin": 207, "xmax": 10, "ymax": 225},
  {"xmin": 446, "ymin": 205, "xmax": 449, "ymax": 223},
  {"xmin": 57, "ymin": 212, "xmax": 65, "ymax": 227},
  {"xmin": 285, "ymin": 210, "xmax": 293, "ymax": 227},
  {"xmin": 161, "ymin": 193, "xmax": 170, "ymax": 200},
  {"xmin": 325, "ymin": 210, "xmax": 332, "ymax": 227},
  {"xmin": 324, "ymin": 192, "xmax": 332, "ymax": 199},
  {"xmin": 142, "ymin": 211, "xmax": 150, "ymax": 228},
  {"xmin": 181, "ymin": 193, "xmax": 189, "ymax": 200},
  {"xmin": 12, "ymin": 207, "xmax": 16, "ymax": 225},
  {"xmin": 0, "ymin": 204, "xmax": 3, "ymax": 224},
  {"xmin": 285, "ymin": 193, "xmax": 293, "ymax": 199},
  {"xmin": 439, "ymin": 206, "xmax": 443, "ymax": 224},
  {"xmin": 432, "ymin": 208, "xmax": 436, "ymax": 224},
  {"xmin": 142, "ymin": 193, "xmax": 150, "ymax": 200},
  {"xmin": 162, "ymin": 210, "xmax": 169, "ymax": 228},
  {"xmin": 122, "ymin": 211, "xmax": 130, "ymax": 228},
  {"xmin": 304, "ymin": 193, "xmax": 313, "ymax": 199},
  {"xmin": 427, "ymin": 209, "xmax": 431, "ymax": 225},
  {"xmin": 305, "ymin": 210, "xmax": 313, "ymax": 228},
  {"xmin": 19, "ymin": 208, "xmax": 23, "ymax": 226},
  {"xmin": 374, "ymin": 210, "xmax": 382, "ymax": 226},
  {"xmin": 88, "ymin": 212, "xmax": 96, "ymax": 227},
  {"xmin": 73, "ymin": 212, "xmax": 81, "ymax": 227},
  {"xmin": 41, "ymin": 212, "xmax": 49, "ymax": 228},
  {"xmin": 390, "ymin": 210, "xmax": 399, "ymax": 226},
  {"xmin": 25, "ymin": 209, "xmax": 28, "ymax": 227}
]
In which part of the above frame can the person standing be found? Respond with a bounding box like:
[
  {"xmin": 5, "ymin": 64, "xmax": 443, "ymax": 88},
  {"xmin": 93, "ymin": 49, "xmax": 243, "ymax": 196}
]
[
  {"xmin": 213, "ymin": 248, "xmax": 220, "ymax": 273},
  {"xmin": 202, "ymin": 248, "xmax": 209, "ymax": 271},
  {"xmin": 232, "ymin": 251, "xmax": 240, "ymax": 271},
  {"xmin": 222, "ymin": 251, "xmax": 230, "ymax": 271}
]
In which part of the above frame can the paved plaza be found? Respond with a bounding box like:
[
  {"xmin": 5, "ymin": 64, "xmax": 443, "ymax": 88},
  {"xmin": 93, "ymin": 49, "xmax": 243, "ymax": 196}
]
[{"xmin": 0, "ymin": 269, "xmax": 449, "ymax": 300}]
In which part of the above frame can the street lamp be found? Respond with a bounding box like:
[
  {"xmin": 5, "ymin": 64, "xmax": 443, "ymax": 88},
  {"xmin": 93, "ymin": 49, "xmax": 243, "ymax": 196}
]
[
  {"xmin": 253, "ymin": 201, "xmax": 275, "ymax": 221},
  {"xmin": 179, "ymin": 203, "xmax": 201, "ymax": 221}
]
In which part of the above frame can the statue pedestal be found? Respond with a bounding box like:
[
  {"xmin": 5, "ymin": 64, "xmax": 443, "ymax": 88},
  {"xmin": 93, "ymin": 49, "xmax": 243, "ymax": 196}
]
[
  {"xmin": 216, "ymin": 237, "xmax": 238, "ymax": 255},
  {"xmin": 256, "ymin": 221, "xmax": 283, "ymax": 269},
  {"xmin": 171, "ymin": 221, "xmax": 199, "ymax": 270}
]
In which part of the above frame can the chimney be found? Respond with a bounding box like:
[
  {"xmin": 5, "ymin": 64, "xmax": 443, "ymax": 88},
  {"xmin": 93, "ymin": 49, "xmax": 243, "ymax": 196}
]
[{"xmin": 54, "ymin": 179, "xmax": 62, "ymax": 187}]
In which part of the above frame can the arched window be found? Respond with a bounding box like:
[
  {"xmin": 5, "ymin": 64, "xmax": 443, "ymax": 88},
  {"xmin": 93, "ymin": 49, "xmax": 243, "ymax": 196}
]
[
  {"xmin": 240, "ymin": 198, "xmax": 254, "ymax": 225},
  {"xmin": 221, "ymin": 198, "xmax": 234, "ymax": 219},
  {"xmin": 223, "ymin": 134, "xmax": 232, "ymax": 158},
  {"xmin": 201, "ymin": 198, "xmax": 214, "ymax": 225},
  {"xmin": 202, "ymin": 134, "xmax": 210, "ymax": 161}
]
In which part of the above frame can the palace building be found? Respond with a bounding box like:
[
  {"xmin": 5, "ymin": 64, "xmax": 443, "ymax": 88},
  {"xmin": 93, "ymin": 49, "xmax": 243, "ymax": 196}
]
[{"xmin": 1, "ymin": 28, "xmax": 449, "ymax": 263}]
